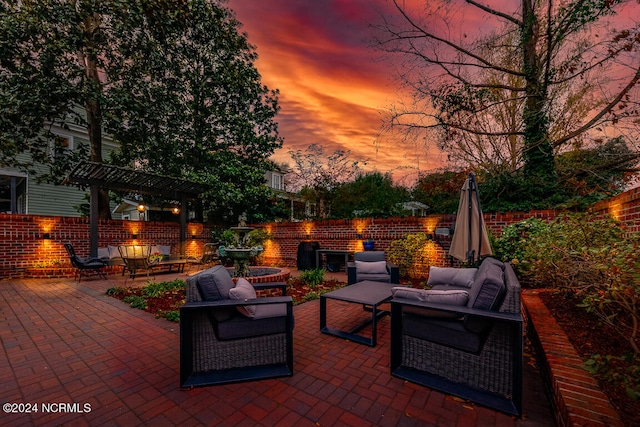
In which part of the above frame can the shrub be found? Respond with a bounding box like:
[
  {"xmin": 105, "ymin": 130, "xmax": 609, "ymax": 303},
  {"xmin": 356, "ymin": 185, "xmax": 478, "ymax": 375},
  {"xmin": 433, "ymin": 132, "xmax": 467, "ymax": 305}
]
[
  {"xmin": 388, "ymin": 232, "xmax": 430, "ymax": 279},
  {"xmin": 123, "ymin": 295, "xmax": 147, "ymax": 310},
  {"xmin": 523, "ymin": 213, "xmax": 640, "ymax": 354},
  {"xmin": 142, "ymin": 279, "xmax": 185, "ymax": 298},
  {"xmin": 490, "ymin": 217, "xmax": 547, "ymax": 267},
  {"xmin": 299, "ymin": 268, "xmax": 325, "ymax": 289},
  {"xmin": 163, "ymin": 311, "xmax": 180, "ymax": 323}
]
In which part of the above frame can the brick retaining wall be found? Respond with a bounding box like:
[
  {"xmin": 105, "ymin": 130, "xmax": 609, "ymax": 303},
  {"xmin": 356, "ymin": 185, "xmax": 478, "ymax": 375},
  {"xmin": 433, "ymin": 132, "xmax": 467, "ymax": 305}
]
[
  {"xmin": 523, "ymin": 290, "xmax": 624, "ymax": 427},
  {"xmin": 0, "ymin": 214, "xmax": 209, "ymax": 280},
  {"xmin": 3, "ymin": 185, "xmax": 640, "ymax": 280}
]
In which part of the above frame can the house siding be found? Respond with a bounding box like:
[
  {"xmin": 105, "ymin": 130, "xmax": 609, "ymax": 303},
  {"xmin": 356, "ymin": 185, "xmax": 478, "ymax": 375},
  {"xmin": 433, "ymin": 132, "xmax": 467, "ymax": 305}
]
[{"xmin": 1, "ymin": 124, "xmax": 120, "ymax": 217}]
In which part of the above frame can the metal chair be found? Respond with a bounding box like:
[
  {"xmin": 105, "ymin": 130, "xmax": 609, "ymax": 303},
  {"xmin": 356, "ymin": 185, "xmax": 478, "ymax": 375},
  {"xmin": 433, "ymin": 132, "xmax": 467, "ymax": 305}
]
[
  {"xmin": 186, "ymin": 243, "xmax": 220, "ymax": 272},
  {"xmin": 118, "ymin": 245, "xmax": 158, "ymax": 283},
  {"xmin": 63, "ymin": 243, "xmax": 107, "ymax": 282}
]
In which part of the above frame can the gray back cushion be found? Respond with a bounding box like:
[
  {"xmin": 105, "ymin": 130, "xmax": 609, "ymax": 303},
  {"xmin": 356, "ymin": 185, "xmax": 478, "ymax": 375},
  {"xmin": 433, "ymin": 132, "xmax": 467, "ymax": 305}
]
[
  {"xmin": 427, "ymin": 267, "xmax": 477, "ymax": 288},
  {"xmin": 354, "ymin": 251, "xmax": 386, "ymax": 262},
  {"xmin": 193, "ymin": 265, "xmax": 236, "ymax": 323},
  {"xmin": 464, "ymin": 258, "xmax": 506, "ymax": 334},
  {"xmin": 467, "ymin": 259, "xmax": 505, "ymax": 310},
  {"xmin": 195, "ymin": 265, "xmax": 235, "ymax": 301}
]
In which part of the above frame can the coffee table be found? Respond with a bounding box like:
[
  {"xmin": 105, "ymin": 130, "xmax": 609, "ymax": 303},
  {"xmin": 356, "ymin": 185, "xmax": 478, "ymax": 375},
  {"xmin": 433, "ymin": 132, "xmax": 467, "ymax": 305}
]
[{"xmin": 320, "ymin": 280, "xmax": 398, "ymax": 347}]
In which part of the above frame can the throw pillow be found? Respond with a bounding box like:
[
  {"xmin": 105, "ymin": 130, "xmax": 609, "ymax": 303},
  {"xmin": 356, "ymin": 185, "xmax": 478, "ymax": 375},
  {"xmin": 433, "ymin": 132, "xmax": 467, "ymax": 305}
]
[
  {"xmin": 229, "ymin": 278, "xmax": 257, "ymax": 318},
  {"xmin": 427, "ymin": 267, "xmax": 477, "ymax": 288},
  {"xmin": 355, "ymin": 260, "xmax": 388, "ymax": 274}
]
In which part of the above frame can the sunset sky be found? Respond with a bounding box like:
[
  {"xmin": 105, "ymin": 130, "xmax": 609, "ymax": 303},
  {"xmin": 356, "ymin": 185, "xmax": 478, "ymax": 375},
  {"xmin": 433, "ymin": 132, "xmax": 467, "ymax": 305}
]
[
  {"xmin": 229, "ymin": 0, "xmax": 640, "ymax": 186},
  {"xmin": 229, "ymin": 0, "xmax": 440, "ymax": 186}
]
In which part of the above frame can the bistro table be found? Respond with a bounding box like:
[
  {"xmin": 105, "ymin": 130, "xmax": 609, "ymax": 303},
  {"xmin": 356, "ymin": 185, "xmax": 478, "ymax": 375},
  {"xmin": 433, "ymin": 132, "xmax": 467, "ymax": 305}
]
[{"xmin": 320, "ymin": 280, "xmax": 400, "ymax": 347}]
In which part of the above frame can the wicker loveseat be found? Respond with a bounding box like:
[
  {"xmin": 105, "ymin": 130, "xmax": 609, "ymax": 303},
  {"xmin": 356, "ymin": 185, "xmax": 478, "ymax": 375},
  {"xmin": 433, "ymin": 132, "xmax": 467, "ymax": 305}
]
[
  {"xmin": 389, "ymin": 257, "xmax": 522, "ymax": 416},
  {"xmin": 180, "ymin": 265, "xmax": 293, "ymax": 387}
]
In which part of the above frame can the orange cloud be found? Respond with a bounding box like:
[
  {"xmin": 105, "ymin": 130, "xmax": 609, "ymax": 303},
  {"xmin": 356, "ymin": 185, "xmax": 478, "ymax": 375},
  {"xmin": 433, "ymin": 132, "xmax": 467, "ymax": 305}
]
[{"xmin": 230, "ymin": 0, "xmax": 442, "ymax": 184}]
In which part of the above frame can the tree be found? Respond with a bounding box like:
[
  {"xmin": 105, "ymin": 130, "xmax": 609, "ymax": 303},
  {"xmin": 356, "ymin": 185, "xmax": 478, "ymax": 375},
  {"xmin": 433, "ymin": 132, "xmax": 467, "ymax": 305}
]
[
  {"xmin": 412, "ymin": 169, "xmax": 470, "ymax": 214},
  {"xmin": 0, "ymin": 0, "xmax": 282, "ymax": 222},
  {"xmin": 287, "ymin": 144, "xmax": 365, "ymax": 218},
  {"xmin": 332, "ymin": 172, "xmax": 409, "ymax": 218},
  {"xmin": 106, "ymin": 0, "xmax": 282, "ymax": 223},
  {"xmin": 556, "ymin": 137, "xmax": 638, "ymax": 201},
  {"xmin": 376, "ymin": 0, "xmax": 640, "ymax": 207},
  {"xmin": 0, "ymin": 1, "xmax": 114, "ymax": 216}
]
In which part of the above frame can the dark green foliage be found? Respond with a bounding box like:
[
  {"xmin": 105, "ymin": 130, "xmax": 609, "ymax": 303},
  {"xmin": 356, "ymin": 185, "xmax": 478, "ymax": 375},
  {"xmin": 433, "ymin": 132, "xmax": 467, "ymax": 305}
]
[
  {"xmin": 0, "ymin": 0, "xmax": 282, "ymax": 222},
  {"xmin": 479, "ymin": 137, "xmax": 638, "ymax": 212},
  {"xmin": 556, "ymin": 137, "xmax": 638, "ymax": 202},
  {"xmin": 478, "ymin": 171, "xmax": 566, "ymax": 212},
  {"xmin": 521, "ymin": 214, "xmax": 640, "ymax": 353},
  {"xmin": 412, "ymin": 170, "xmax": 469, "ymax": 214},
  {"xmin": 298, "ymin": 268, "xmax": 325, "ymax": 289},
  {"xmin": 584, "ymin": 354, "xmax": 640, "ymax": 401},
  {"xmin": 123, "ymin": 295, "xmax": 147, "ymax": 310},
  {"xmin": 490, "ymin": 218, "xmax": 548, "ymax": 269},
  {"xmin": 163, "ymin": 311, "xmax": 180, "ymax": 323},
  {"xmin": 331, "ymin": 172, "xmax": 409, "ymax": 218},
  {"xmin": 142, "ymin": 279, "xmax": 185, "ymax": 298}
]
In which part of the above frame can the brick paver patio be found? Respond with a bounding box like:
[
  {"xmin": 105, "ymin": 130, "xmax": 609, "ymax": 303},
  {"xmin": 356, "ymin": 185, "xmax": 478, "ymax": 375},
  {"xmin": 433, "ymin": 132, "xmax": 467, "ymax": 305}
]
[{"xmin": 0, "ymin": 273, "xmax": 554, "ymax": 426}]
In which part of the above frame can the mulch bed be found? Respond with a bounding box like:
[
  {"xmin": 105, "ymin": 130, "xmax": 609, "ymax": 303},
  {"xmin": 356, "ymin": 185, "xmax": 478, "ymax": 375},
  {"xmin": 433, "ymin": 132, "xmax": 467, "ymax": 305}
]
[{"xmin": 539, "ymin": 289, "xmax": 640, "ymax": 427}]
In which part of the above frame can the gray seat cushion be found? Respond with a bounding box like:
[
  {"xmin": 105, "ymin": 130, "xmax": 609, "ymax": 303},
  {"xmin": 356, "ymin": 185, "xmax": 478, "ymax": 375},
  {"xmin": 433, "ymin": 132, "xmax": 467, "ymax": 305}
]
[
  {"xmin": 216, "ymin": 303, "xmax": 289, "ymax": 340},
  {"xmin": 427, "ymin": 267, "xmax": 477, "ymax": 288}
]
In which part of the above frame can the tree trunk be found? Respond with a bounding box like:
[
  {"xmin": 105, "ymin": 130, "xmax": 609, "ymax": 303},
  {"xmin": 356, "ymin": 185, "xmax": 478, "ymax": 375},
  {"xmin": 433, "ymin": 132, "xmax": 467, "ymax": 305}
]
[
  {"xmin": 82, "ymin": 13, "xmax": 111, "ymax": 219},
  {"xmin": 521, "ymin": 0, "xmax": 556, "ymax": 187}
]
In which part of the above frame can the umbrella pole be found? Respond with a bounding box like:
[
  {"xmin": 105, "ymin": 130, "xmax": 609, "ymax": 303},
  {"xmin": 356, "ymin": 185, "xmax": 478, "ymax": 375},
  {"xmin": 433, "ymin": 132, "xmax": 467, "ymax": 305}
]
[
  {"xmin": 471, "ymin": 172, "xmax": 484, "ymax": 264},
  {"xmin": 467, "ymin": 173, "xmax": 473, "ymax": 264}
]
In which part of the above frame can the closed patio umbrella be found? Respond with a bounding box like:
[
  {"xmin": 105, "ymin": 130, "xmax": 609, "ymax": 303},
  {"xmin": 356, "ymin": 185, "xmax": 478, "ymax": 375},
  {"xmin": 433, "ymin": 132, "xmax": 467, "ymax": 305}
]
[{"xmin": 449, "ymin": 172, "xmax": 492, "ymax": 264}]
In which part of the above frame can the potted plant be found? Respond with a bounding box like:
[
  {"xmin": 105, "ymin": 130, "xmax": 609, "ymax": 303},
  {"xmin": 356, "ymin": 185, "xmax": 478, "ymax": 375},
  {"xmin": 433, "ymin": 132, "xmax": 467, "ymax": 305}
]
[{"xmin": 363, "ymin": 239, "xmax": 375, "ymax": 251}]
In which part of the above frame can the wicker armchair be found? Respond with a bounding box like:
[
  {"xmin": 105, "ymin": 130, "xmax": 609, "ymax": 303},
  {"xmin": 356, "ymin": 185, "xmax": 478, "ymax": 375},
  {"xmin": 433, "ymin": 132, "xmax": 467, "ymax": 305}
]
[
  {"xmin": 389, "ymin": 260, "xmax": 523, "ymax": 416},
  {"xmin": 180, "ymin": 266, "xmax": 293, "ymax": 387}
]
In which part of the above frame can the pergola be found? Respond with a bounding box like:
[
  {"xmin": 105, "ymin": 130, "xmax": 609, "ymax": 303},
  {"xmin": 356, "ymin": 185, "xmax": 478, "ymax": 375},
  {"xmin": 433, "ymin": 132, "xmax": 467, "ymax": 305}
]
[{"xmin": 63, "ymin": 161, "xmax": 208, "ymax": 257}]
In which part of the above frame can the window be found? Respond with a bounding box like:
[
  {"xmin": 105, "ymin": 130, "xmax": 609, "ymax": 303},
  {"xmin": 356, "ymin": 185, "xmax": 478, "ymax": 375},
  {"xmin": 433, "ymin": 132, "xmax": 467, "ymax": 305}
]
[
  {"xmin": 0, "ymin": 174, "xmax": 27, "ymax": 214},
  {"xmin": 49, "ymin": 133, "xmax": 74, "ymax": 160},
  {"xmin": 271, "ymin": 173, "xmax": 283, "ymax": 191}
]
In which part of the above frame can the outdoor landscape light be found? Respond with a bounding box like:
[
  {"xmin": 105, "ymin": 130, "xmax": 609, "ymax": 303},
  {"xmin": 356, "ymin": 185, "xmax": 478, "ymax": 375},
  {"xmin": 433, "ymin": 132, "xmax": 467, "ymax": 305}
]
[
  {"xmin": 137, "ymin": 203, "xmax": 146, "ymax": 212},
  {"xmin": 132, "ymin": 234, "xmax": 138, "ymax": 239},
  {"xmin": 42, "ymin": 233, "xmax": 51, "ymax": 240},
  {"xmin": 172, "ymin": 206, "xmax": 180, "ymax": 215},
  {"xmin": 356, "ymin": 233, "xmax": 363, "ymax": 239}
]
